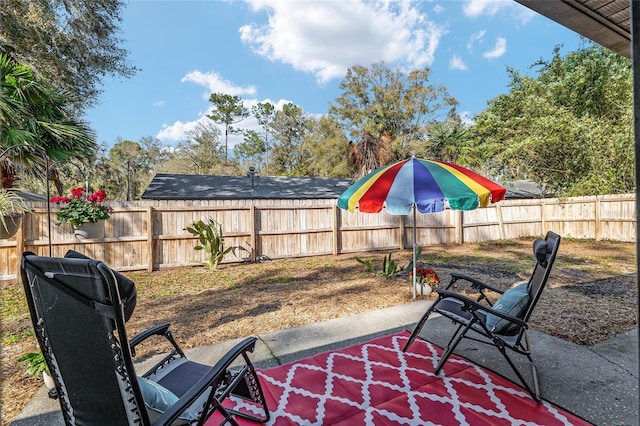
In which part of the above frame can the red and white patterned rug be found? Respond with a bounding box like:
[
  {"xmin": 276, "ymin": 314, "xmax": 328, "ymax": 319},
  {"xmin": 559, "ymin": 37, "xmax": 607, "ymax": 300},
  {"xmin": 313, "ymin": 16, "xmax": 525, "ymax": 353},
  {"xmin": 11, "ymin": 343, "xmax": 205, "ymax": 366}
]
[{"xmin": 211, "ymin": 331, "xmax": 590, "ymax": 425}]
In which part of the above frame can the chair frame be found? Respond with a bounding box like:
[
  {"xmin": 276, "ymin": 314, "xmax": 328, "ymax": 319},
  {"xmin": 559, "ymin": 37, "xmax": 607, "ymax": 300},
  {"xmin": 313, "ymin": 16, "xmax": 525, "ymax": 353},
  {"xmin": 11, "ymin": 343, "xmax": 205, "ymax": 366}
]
[
  {"xmin": 21, "ymin": 252, "xmax": 270, "ymax": 426},
  {"xmin": 403, "ymin": 231, "xmax": 561, "ymax": 401}
]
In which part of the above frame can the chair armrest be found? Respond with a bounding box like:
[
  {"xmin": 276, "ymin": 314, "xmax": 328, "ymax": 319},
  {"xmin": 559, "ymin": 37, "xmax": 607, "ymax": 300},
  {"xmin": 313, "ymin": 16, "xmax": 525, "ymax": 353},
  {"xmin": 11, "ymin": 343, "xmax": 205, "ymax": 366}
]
[
  {"xmin": 153, "ymin": 336, "xmax": 259, "ymax": 426},
  {"xmin": 436, "ymin": 289, "xmax": 528, "ymax": 329},
  {"xmin": 130, "ymin": 323, "xmax": 176, "ymax": 358},
  {"xmin": 449, "ymin": 272, "xmax": 505, "ymax": 294}
]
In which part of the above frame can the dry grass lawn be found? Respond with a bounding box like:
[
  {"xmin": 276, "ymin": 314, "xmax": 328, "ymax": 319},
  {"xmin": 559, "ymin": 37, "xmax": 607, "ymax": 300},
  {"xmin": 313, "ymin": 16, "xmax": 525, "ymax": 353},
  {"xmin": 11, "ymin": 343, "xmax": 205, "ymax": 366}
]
[{"xmin": 2, "ymin": 238, "xmax": 637, "ymax": 424}]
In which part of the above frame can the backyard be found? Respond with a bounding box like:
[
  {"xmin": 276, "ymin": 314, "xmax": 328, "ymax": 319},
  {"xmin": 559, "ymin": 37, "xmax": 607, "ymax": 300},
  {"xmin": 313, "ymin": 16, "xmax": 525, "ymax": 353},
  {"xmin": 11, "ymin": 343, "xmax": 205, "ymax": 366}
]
[{"xmin": 1, "ymin": 238, "xmax": 637, "ymax": 424}]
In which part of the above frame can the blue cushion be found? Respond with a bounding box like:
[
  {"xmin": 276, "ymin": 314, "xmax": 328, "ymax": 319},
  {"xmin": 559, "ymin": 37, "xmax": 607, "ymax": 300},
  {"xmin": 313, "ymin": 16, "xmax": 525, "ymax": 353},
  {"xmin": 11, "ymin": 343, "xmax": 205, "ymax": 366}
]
[
  {"xmin": 485, "ymin": 283, "xmax": 529, "ymax": 333},
  {"xmin": 137, "ymin": 376, "xmax": 198, "ymax": 422}
]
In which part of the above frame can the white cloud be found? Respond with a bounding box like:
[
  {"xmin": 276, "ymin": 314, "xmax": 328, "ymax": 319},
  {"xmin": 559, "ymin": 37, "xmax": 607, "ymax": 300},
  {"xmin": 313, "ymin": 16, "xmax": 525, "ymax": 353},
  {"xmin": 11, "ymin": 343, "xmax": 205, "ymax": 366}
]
[
  {"xmin": 432, "ymin": 4, "xmax": 444, "ymax": 14},
  {"xmin": 449, "ymin": 54, "xmax": 468, "ymax": 71},
  {"xmin": 463, "ymin": 0, "xmax": 535, "ymax": 24},
  {"xmin": 156, "ymin": 116, "xmax": 207, "ymax": 142},
  {"xmin": 463, "ymin": 0, "xmax": 510, "ymax": 17},
  {"xmin": 239, "ymin": 0, "xmax": 446, "ymax": 84},
  {"xmin": 482, "ymin": 37, "xmax": 506, "ymax": 59},
  {"xmin": 460, "ymin": 111, "xmax": 474, "ymax": 126},
  {"xmin": 153, "ymin": 101, "xmax": 165, "ymax": 107},
  {"xmin": 181, "ymin": 71, "xmax": 257, "ymax": 98},
  {"xmin": 159, "ymin": 71, "xmax": 262, "ymax": 143},
  {"xmin": 467, "ymin": 30, "xmax": 486, "ymax": 52}
]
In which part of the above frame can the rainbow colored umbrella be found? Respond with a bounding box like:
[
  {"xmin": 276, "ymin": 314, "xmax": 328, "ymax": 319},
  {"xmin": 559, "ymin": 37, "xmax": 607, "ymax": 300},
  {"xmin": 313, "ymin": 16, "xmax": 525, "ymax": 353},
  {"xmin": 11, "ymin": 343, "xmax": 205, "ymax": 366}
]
[{"xmin": 337, "ymin": 157, "xmax": 506, "ymax": 297}]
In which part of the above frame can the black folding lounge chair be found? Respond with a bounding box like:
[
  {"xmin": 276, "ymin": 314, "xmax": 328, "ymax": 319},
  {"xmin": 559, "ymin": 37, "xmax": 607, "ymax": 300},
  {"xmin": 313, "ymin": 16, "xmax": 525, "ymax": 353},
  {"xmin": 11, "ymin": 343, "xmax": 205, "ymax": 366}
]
[
  {"xmin": 403, "ymin": 231, "xmax": 561, "ymax": 401},
  {"xmin": 21, "ymin": 251, "xmax": 270, "ymax": 426}
]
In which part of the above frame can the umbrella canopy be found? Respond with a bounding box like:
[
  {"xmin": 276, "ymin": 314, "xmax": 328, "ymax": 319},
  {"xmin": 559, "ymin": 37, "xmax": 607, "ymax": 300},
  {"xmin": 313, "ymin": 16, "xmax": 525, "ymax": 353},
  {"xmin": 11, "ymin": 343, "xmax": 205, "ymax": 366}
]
[
  {"xmin": 338, "ymin": 157, "xmax": 506, "ymax": 214},
  {"xmin": 337, "ymin": 157, "xmax": 506, "ymax": 298}
]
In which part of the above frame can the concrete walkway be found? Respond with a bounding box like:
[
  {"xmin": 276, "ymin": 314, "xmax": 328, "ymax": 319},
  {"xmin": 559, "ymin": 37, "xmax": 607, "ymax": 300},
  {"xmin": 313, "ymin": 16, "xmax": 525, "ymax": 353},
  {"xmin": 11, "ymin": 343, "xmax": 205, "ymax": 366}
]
[{"xmin": 11, "ymin": 300, "xmax": 639, "ymax": 425}]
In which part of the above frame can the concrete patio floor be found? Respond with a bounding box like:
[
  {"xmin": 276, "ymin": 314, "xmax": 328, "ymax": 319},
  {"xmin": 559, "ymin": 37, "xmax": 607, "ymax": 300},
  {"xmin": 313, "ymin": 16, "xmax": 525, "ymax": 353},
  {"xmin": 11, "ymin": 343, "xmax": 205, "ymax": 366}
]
[{"xmin": 12, "ymin": 299, "xmax": 639, "ymax": 425}]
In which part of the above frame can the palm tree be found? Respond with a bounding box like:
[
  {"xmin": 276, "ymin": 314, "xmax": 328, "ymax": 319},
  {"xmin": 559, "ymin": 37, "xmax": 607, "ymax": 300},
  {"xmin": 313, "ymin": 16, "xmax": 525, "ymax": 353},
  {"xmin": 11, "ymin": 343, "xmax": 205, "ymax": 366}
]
[
  {"xmin": 349, "ymin": 131, "xmax": 395, "ymax": 179},
  {"xmin": 427, "ymin": 121, "xmax": 473, "ymax": 165},
  {"xmin": 0, "ymin": 53, "xmax": 96, "ymax": 189}
]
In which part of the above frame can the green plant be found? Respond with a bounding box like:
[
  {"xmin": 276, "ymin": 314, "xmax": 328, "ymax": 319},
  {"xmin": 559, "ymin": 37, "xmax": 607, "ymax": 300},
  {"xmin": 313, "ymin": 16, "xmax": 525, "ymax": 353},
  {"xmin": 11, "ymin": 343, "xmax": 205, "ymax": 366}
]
[
  {"xmin": 50, "ymin": 187, "xmax": 110, "ymax": 226},
  {"xmin": 357, "ymin": 252, "xmax": 402, "ymax": 278},
  {"xmin": 381, "ymin": 252, "xmax": 401, "ymax": 278},
  {"xmin": 355, "ymin": 256, "xmax": 376, "ymax": 273},
  {"xmin": 0, "ymin": 189, "xmax": 32, "ymax": 231},
  {"xmin": 18, "ymin": 350, "xmax": 48, "ymax": 376},
  {"xmin": 184, "ymin": 218, "xmax": 232, "ymax": 270}
]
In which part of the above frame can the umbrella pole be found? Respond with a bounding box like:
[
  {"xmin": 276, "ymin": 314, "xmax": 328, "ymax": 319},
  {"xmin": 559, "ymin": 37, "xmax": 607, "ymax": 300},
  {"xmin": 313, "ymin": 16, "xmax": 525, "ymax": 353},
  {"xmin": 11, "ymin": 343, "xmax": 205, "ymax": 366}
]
[{"xmin": 413, "ymin": 205, "xmax": 417, "ymax": 298}]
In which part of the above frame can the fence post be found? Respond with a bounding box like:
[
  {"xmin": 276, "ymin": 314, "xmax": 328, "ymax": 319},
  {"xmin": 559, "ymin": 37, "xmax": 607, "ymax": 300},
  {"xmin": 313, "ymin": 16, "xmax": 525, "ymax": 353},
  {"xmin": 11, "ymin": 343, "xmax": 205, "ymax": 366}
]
[
  {"xmin": 595, "ymin": 196, "xmax": 601, "ymax": 241},
  {"xmin": 14, "ymin": 217, "xmax": 25, "ymax": 282},
  {"xmin": 399, "ymin": 214, "xmax": 405, "ymax": 250},
  {"xmin": 332, "ymin": 204, "xmax": 339, "ymax": 256},
  {"xmin": 146, "ymin": 206, "xmax": 155, "ymax": 272},
  {"xmin": 496, "ymin": 205, "xmax": 505, "ymax": 240},
  {"xmin": 540, "ymin": 199, "xmax": 546, "ymax": 235},
  {"xmin": 250, "ymin": 205, "xmax": 257, "ymax": 262}
]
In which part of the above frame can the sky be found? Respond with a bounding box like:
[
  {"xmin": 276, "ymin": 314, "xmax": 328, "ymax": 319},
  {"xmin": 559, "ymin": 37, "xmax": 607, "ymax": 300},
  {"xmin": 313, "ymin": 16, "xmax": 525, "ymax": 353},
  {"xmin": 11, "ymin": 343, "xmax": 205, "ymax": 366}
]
[{"xmin": 82, "ymin": 0, "xmax": 585, "ymax": 150}]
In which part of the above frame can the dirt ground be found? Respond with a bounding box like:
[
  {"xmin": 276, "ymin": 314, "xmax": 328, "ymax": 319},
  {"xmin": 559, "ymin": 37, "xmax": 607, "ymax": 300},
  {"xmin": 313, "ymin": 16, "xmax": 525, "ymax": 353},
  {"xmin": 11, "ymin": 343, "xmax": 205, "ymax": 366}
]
[{"xmin": 2, "ymin": 238, "xmax": 637, "ymax": 423}]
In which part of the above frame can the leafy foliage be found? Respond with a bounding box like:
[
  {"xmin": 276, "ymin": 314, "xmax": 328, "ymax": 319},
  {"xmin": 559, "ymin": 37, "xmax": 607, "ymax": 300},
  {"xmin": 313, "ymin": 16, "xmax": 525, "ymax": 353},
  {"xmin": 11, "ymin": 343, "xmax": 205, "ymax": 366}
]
[
  {"xmin": 0, "ymin": 189, "xmax": 32, "ymax": 232},
  {"xmin": 299, "ymin": 116, "xmax": 352, "ymax": 177},
  {"xmin": 471, "ymin": 43, "xmax": 634, "ymax": 196},
  {"xmin": 208, "ymin": 93, "xmax": 249, "ymax": 162},
  {"xmin": 184, "ymin": 218, "xmax": 232, "ymax": 270},
  {"xmin": 269, "ymin": 103, "xmax": 310, "ymax": 175},
  {"xmin": 0, "ymin": 53, "xmax": 97, "ymax": 188},
  {"xmin": 18, "ymin": 351, "xmax": 48, "ymax": 376},
  {"xmin": 330, "ymin": 62, "xmax": 459, "ymax": 177},
  {"xmin": 0, "ymin": 0, "xmax": 137, "ymax": 111}
]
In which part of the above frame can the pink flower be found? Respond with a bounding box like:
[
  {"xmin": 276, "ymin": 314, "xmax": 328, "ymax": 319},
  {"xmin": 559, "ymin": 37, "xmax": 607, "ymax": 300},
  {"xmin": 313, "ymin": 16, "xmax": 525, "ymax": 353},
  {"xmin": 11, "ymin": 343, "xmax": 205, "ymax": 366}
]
[
  {"xmin": 53, "ymin": 187, "xmax": 110, "ymax": 226},
  {"xmin": 70, "ymin": 187, "xmax": 84, "ymax": 199},
  {"xmin": 49, "ymin": 196, "xmax": 72, "ymax": 204},
  {"xmin": 88, "ymin": 190, "xmax": 107, "ymax": 204}
]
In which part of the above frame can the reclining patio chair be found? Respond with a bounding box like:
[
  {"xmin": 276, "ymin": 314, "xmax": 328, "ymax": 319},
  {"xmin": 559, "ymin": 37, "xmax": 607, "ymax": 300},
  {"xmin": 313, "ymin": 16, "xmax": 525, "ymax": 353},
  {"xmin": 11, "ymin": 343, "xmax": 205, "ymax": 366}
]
[
  {"xmin": 21, "ymin": 251, "xmax": 270, "ymax": 426},
  {"xmin": 403, "ymin": 231, "xmax": 561, "ymax": 401}
]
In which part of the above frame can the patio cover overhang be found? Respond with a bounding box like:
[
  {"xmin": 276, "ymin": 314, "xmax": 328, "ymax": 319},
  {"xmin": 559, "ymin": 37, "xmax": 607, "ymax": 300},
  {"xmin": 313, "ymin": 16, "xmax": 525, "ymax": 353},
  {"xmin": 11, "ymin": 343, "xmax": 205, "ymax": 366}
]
[{"xmin": 515, "ymin": 0, "xmax": 631, "ymax": 58}]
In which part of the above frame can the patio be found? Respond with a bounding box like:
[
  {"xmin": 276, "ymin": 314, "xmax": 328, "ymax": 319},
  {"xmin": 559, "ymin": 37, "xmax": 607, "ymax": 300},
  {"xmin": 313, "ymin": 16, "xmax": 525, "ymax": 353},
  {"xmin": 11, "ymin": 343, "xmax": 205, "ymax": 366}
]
[{"xmin": 12, "ymin": 300, "xmax": 639, "ymax": 425}]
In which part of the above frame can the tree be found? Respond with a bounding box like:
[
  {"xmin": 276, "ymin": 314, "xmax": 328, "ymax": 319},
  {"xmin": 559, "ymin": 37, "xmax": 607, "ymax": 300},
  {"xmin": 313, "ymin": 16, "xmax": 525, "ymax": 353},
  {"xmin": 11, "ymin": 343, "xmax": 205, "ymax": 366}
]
[
  {"xmin": 252, "ymin": 102, "xmax": 276, "ymax": 173},
  {"xmin": 162, "ymin": 122, "xmax": 243, "ymax": 176},
  {"xmin": 0, "ymin": 53, "xmax": 96, "ymax": 189},
  {"xmin": 234, "ymin": 130, "xmax": 266, "ymax": 171},
  {"xmin": 329, "ymin": 62, "xmax": 458, "ymax": 177},
  {"xmin": 471, "ymin": 43, "xmax": 633, "ymax": 196},
  {"xmin": 108, "ymin": 140, "xmax": 147, "ymax": 201},
  {"xmin": 349, "ymin": 132, "xmax": 394, "ymax": 179},
  {"xmin": 0, "ymin": 0, "xmax": 137, "ymax": 112},
  {"xmin": 269, "ymin": 103, "xmax": 309, "ymax": 175},
  {"xmin": 207, "ymin": 93, "xmax": 249, "ymax": 162},
  {"xmin": 300, "ymin": 116, "xmax": 352, "ymax": 177},
  {"xmin": 424, "ymin": 119, "xmax": 474, "ymax": 165}
]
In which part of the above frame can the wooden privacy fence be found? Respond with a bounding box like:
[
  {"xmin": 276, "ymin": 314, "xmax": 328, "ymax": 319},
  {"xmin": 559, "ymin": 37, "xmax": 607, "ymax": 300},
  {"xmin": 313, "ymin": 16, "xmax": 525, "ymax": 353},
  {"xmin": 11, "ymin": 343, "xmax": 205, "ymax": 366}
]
[{"xmin": 0, "ymin": 193, "xmax": 635, "ymax": 280}]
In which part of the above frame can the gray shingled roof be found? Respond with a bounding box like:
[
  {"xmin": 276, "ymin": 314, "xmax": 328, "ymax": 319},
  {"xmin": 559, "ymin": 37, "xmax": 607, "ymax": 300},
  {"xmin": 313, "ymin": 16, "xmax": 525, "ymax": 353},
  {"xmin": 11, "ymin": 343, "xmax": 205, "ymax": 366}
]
[
  {"xmin": 142, "ymin": 173, "xmax": 542, "ymax": 201},
  {"xmin": 141, "ymin": 173, "xmax": 354, "ymax": 200}
]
